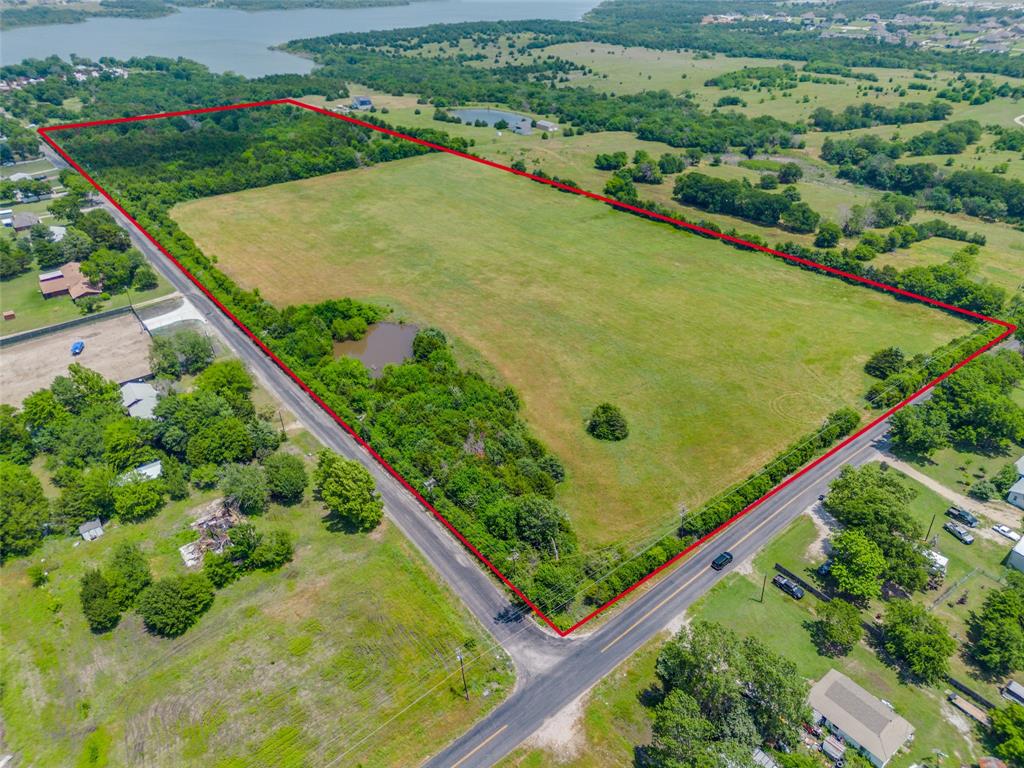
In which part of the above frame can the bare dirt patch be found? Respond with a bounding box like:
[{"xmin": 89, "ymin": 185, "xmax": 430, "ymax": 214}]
[
  {"xmin": 806, "ymin": 504, "xmax": 840, "ymax": 561},
  {"xmin": 525, "ymin": 690, "xmax": 588, "ymax": 762},
  {"xmin": 0, "ymin": 313, "xmax": 152, "ymax": 405}
]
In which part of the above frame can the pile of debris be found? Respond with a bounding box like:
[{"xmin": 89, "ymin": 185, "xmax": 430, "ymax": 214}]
[{"xmin": 179, "ymin": 498, "xmax": 242, "ymax": 568}]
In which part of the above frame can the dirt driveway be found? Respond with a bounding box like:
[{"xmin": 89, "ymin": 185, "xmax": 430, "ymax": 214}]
[{"xmin": 0, "ymin": 313, "xmax": 152, "ymax": 405}]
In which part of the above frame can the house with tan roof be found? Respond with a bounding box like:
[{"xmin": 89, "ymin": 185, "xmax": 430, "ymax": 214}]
[
  {"xmin": 808, "ymin": 669, "xmax": 914, "ymax": 767},
  {"xmin": 38, "ymin": 262, "xmax": 102, "ymax": 300}
]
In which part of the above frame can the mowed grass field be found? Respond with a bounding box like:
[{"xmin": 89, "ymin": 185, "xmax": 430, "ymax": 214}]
[
  {"xmin": 173, "ymin": 152, "xmax": 967, "ymax": 547},
  {"xmin": 0, "ymin": 432, "xmax": 511, "ymax": 768}
]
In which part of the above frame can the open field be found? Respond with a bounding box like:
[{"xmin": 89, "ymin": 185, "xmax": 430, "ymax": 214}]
[
  {"xmin": 0, "ymin": 266, "xmax": 175, "ymax": 337},
  {"xmin": 0, "ymin": 310, "xmax": 156, "ymax": 404},
  {"xmin": 538, "ymin": 42, "xmax": 1024, "ymax": 127},
  {"xmin": 173, "ymin": 151, "xmax": 967, "ymax": 547},
  {"xmin": 501, "ymin": 507, "xmax": 1003, "ymax": 768},
  {"xmin": 0, "ymin": 430, "xmax": 512, "ymax": 768},
  {"xmin": 303, "ymin": 92, "xmax": 1023, "ymax": 294}
]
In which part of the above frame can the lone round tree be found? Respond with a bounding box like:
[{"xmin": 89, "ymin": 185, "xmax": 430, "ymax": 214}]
[{"xmin": 586, "ymin": 403, "xmax": 629, "ymax": 441}]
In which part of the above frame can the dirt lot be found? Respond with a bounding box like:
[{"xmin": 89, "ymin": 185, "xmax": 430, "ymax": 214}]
[{"xmin": 0, "ymin": 313, "xmax": 152, "ymax": 405}]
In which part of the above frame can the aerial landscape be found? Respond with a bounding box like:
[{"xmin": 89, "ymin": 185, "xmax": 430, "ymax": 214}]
[{"xmin": 1, "ymin": 1, "xmax": 1023, "ymax": 767}]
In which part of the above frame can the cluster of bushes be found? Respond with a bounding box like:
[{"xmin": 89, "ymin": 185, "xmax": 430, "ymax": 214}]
[
  {"xmin": 79, "ymin": 542, "xmax": 153, "ymax": 632},
  {"xmin": 889, "ymin": 349, "xmax": 1024, "ymax": 456},
  {"xmin": 705, "ymin": 63, "xmax": 845, "ymax": 92},
  {"xmin": 640, "ymin": 621, "xmax": 809, "ymax": 767},
  {"xmin": 809, "ymin": 100, "xmax": 952, "ymax": 131},
  {"xmin": 823, "ymin": 464, "xmax": 930, "ymax": 597},
  {"xmin": 673, "ymin": 171, "xmax": 820, "ymax": 232},
  {"xmin": 681, "ymin": 408, "xmax": 861, "ymax": 538},
  {"xmin": 936, "ymin": 74, "xmax": 1024, "ymax": 105},
  {"xmin": 705, "ymin": 64, "xmax": 802, "ymax": 91},
  {"xmin": 203, "ymin": 522, "xmax": 294, "ymax": 589}
]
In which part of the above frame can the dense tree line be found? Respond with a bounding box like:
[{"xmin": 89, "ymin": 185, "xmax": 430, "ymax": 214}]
[
  {"xmin": 0, "ymin": 55, "xmax": 341, "ymax": 125},
  {"xmin": 889, "ymin": 349, "xmax": 1024, "ymax": 456},
  {"xmin": 673, "ymin": 171, "xmax": 820, "ymax": 232},
  {"xmin": 821, "ymin": 122, "xmax": 984, "ymax": 168},
  {"xmin": 681, "ymin": 409, "xmax": 860, "ymax": 539},
  {"xmin": 809, "ymin": 101, "xmax": 952, "ymax": 132}
]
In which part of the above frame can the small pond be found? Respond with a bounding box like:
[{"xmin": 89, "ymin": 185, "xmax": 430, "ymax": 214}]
[
  {"xmin": 333, "ymin": 322, "xmax": 418, "ymax": 378},
  {"xmin": 449, "ymin": 108, "xmax": 533, "ymax": 134}
]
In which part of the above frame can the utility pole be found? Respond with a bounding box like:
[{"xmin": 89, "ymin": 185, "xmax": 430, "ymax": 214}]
[
  {"xmin": 925, "ymin": 513, "xmax": 936, "ymax": 541},
  {"xmin": 759, "ymin": 573, "xmax": 767, "ymax": 603},
  {"xmin": 456, "ymin": 650, "xmax": 469, "ymax": 701}
]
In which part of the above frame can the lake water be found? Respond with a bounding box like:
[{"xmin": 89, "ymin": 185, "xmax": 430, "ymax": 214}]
[
  {"xmin": 450, "ymin": 107, "xmax": 533, "ymax": 133},
  {"xmin": 333, "ymin": 322, "xmax": 418, "ymax": 377},
  {"xmin": 1, "ymin": 0, "xmax": 597, "ymax": 77}
]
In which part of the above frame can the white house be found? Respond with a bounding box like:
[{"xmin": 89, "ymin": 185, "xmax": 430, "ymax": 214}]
[
  {"xmin": 1008, "ymin": 455, "xmax": 1024, "ymax": 511},
  {"xmin": 536, "ymin": 119, "xmax": 559, "ymax": 132},
  {"xmin": 1009, "ymin": 537, "xmax": 1024, "ymax": 574},
  {"xmin": 78, "ymin": 519, "xmax": 104, "ymax": 541},
  {"xmin": 808, "ymin": 669, "xmax": 915, "ymax": 767}
]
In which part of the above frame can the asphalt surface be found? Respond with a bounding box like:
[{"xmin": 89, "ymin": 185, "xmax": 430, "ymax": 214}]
[{"xmin": 42, "ymin": 142, "xmax": 967, "ymax": 768}]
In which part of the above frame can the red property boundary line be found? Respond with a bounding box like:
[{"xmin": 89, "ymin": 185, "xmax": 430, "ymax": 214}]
[{"xmin": 39, "ymin": 98, "xmax": 1018, "ymax": 637}]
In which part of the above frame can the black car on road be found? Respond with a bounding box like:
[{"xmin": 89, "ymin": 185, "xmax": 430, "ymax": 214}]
[{"xmin": 711, "ymin": 552, "xmax": 733, "ymax": 571}]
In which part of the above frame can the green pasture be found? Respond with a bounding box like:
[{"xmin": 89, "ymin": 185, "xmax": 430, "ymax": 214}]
[{"xmin": 173, "ymin": 151, "xmax": 965, "ymax": 547}]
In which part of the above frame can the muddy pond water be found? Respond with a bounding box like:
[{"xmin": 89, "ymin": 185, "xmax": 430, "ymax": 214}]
[{"xmin": 333, "ymin": 322, "xmax": 418, "ymax": 378}]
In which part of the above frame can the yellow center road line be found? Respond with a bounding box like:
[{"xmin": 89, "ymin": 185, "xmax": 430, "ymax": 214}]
[
  {"xmin": 599, "ymin": 441, "xmax": 876, "ymax": 654},
  {"xmin": 450, "ymin": 725, "xmax": 509, "ymax": 768}
]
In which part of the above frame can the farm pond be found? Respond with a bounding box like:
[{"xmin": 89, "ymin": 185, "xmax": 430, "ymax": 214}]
[{"xmin": 333, "ymin": 322, "xmax": 418, "ymax": 377}]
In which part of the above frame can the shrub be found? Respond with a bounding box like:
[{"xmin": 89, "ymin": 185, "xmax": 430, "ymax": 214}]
[
  {"xmin": 136, "ymin": 573, "xmax": 215, "ymax": 637},
  {"xmin": 264, "ymin": 452, "xmax": 308, "ymax": 505},
  {"xmin": 586, "ymin": 403, "xmax": 629, "ymax": 441},
  {"xmin": 218, "ymin": 462, "xmax": 269, "ymax": 516}
]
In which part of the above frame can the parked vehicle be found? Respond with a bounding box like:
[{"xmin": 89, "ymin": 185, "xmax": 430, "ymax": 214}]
[
  {"xmin": 817, "ymin": 559, "xmax": 833, "ymax": 576},
  {"xmin": 946, "ymin": 505, "xmax": 979, "ymax": 528},
  {"xmin": 711, "ymin": 551, "xmax": 733, "ymax": 571},
  {"xmin": 944, "ymin": 521, "xmax": 975, "ymax": 545},
  {"xmin": 772, "ymin": 574, "xmax": 805, "ymax": 599},
  {"xmin": 993, "ymin": 524, "xmax": 1022, "ymax": 542},
  {"xmin": 70, "ymin": 340, "xmax": 85, "ymax": 356}
]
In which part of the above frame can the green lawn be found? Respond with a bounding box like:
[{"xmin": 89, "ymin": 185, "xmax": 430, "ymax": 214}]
[
  {"xmin": 0, "ymin": 432, "xmax": 512, "ymax": 768},
  {"xmin": 898, "ymin": 441, "xmax": 1023, "ymax": 501},
  {"xmin": 0, "ymin": 267, "xmax": 175, "ymax": 336},
  {"xmin": 173, "ymin": 151, "xmax": 965, "ymax": 548}
]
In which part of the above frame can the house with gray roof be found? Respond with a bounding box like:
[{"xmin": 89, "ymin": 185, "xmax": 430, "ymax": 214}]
[
  {"xmin": 808, "ymin": 669, "xmax": 914, "ymax": 767},
  {"xmin": 120, "ymin": 380, "xmax": 159, "ymax": 420}
]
